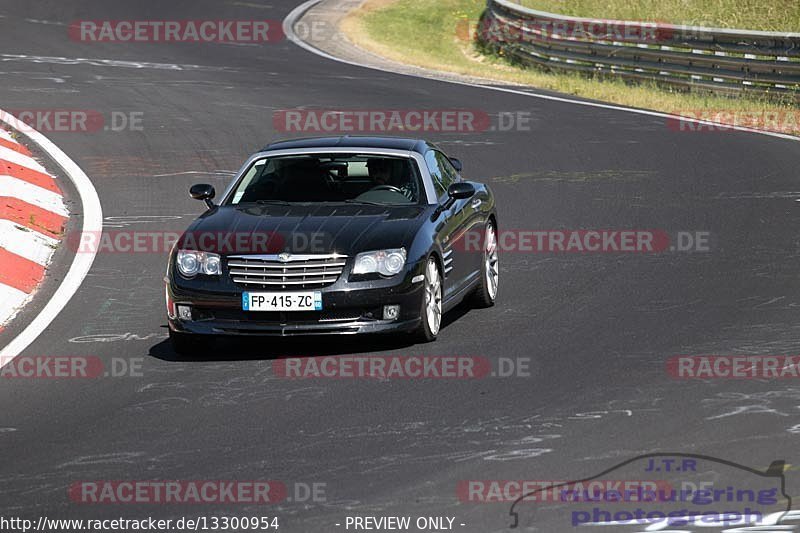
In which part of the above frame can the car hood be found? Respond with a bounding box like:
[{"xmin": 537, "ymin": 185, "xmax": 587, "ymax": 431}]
[{"xmin": 181, "ymin": 203, "xmax": 429, "ymax": 256}]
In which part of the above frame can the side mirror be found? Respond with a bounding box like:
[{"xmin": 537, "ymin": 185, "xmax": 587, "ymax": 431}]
[
  {"xmin": 448, "ymin": 182, "xmax": 475, "ymax": 200},
  {"xmin": 190, "ymin": 183, "xmax": 216, "ymax": 209},
  {"xmin": 449, "ymin": 157, "xmax": 463, "ymax": 172},
  {"xmin": 433, "ymin": 183, "xmax": 476, "ymax": 220}
]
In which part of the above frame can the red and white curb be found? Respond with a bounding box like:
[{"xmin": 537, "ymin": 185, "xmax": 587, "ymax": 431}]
[
  {"xmin": 0, "ymin": 110, "xmax": 102, "ymax": 361},
  {"xmin": 0, "ymin": 128, "xmax": 68, "ymax": 330}
]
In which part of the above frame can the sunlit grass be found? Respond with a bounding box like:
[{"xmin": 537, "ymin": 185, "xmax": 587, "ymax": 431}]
[
  {"xmin": 341, "ymin": 0, "xmax": 799, "ymax": 135},
  {"xmin": 519, "ymin": 0, "xmax": 800, "ymax": 32}
]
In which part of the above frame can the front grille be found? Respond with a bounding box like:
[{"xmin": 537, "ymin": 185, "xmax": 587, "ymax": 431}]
[
  {"xmin": 197, "ymin": 308, "xmax": 376, "ymax": 323},
  {"xmin": 227, "ymin": 253, "xmax": 347, "ymax": 289}
]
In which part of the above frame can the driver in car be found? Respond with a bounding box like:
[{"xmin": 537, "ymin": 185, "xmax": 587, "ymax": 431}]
[{"xmin": 367, "ymin": 158, "xmax": 415, "ymax": 201}]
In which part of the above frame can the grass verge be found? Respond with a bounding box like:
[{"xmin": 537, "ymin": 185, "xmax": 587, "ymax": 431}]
[
  {"xmin": 341, "ymin": 0, "xmax": 800, "ymax": 136},
  {"xmin": 518, "ymin": 0, "xmax": 800, "ymax": 33}
]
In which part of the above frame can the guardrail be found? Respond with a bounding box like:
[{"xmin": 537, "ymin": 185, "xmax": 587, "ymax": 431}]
[{"xmin": 478, "ymin": 0, "xmax": 800, "ymax": 101}]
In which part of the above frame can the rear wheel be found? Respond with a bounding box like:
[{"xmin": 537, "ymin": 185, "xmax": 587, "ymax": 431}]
[
  {"xmin": 169, "ymin": 329, "xmax": 213, "ymax": 355},
  {"xmin": 472, "ymin": 220, "xmax": 499, "ymax": 308},
  {"xmin": 413, "ymin": 257, "xmax": 442, "ymax": 343}
]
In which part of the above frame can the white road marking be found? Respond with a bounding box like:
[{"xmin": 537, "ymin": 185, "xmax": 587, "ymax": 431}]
[
  {"xmin": 283, "ymin": 0, "xmax": 800, "ymax": 143},
  {"xmin": 23, "ymin": 19, "xmax": 67, "ymax": 26},
  {"xmin": 0, "ymin": 175, "xmax": 68, "ymax": 216},
  {"xmin": 0, "ymin": 128, "xmax": 17, "ymax": 142},
  {"xmin": 0, "ymin": 53, "xmax": 232, "ymax": 72},
  {"xmin": 0, "ymin": 109, "xmax": 103, "ymax": 361},
  {"xmin": 0, "ymin": 144, "xmax": 47, "ymax": 173},
  {"xmin": 0, "ymin": 220, "xmax": 58, "ymax": 266},
  {"xmin": 0, "ymin": 285, "xmax": 30, "ymax": 327}
]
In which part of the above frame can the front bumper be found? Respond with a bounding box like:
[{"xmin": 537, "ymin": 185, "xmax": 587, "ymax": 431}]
[{"xmin": 166, "ymin": 260, "xmax": 425, "ymax": 337}]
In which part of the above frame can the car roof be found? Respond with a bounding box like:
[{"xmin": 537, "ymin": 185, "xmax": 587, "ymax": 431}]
[{"xmin": 261, "ymin": 136, "xmax": 434, "ymax": 154}]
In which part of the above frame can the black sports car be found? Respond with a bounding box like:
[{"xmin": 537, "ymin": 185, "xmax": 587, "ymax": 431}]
[{"xmin": 165, "ymin": 136, "xmax": 498, "ymax": 353}]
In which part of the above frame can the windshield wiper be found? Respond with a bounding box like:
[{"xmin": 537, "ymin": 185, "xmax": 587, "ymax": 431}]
[
  {"xmin": 254, "ymin": 199, "xmax": 293, "ymax": 206},
  {"xmin": 344, "ymin": 199, "xmax": 392, "ymax": 207}
]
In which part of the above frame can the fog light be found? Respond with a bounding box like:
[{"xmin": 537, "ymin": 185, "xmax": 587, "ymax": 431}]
[
  {"xmin": 177, "ymin": 305, "xmax": 192, "ymax": 321},
  {"xmin": 383, "ymin": 305, "xmax": 400, "ymax": 321}
]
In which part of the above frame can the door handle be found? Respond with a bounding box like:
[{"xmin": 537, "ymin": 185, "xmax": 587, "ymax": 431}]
[{"xmin": 471, "ymin": 198, "xmax": 482, "ymax": 209}]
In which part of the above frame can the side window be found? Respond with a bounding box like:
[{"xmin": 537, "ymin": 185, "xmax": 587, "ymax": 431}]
[
  {"xmin": 425, "ymin": 150, "xmax": 447, "ymax": 198},
  {"xmin": 434, "ymin": 151, "xmax": 458, "ymax": 191}
]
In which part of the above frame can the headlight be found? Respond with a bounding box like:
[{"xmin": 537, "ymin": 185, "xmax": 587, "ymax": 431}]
[
  {"xmin": 353, "ymin": 248, "xmax": 407, "ymax": 276},
  {"xmin": 202, "ymin": 254, "xmax": 221, "ymax": 275},
  {"xmin": 177, "ymin": 250, "xmax": 221, "ymax": 277}
]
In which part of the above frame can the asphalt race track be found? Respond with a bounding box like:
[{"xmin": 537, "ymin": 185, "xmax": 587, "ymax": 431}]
[{"xmin": 2, "ymin": 1, "xmax": 800, "ymax": 532}]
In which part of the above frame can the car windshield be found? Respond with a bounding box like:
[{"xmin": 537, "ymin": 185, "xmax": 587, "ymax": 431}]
[{"xmin": 226, "ymin": 153, "xmax": 425, "ymax": 205}]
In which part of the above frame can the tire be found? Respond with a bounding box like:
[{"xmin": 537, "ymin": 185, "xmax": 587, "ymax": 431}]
[
  {"xmin": 169, "ymin": 329, "xmax": 213, "ymax": 355},
  {"xmin": 413, "ymin": 257, "xmax": 443, "ymax": 343},
  {"xmin": 472, "ymin": 220, "xmax": 499, "ymax": 308}
]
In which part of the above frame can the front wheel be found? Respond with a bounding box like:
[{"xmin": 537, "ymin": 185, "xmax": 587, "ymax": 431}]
[
  {"xmin": 472, "ymin": 220, "xmax": 499, "ymax": 308},
  {"xmin": 413, "ymin": 257, "xmax": 443, "ymax": 343}
]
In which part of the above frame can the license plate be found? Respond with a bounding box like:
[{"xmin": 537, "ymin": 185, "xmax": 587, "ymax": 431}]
[{"xmin": 242, "ymin": 292, "xmax": 322, "ymax": 312}]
